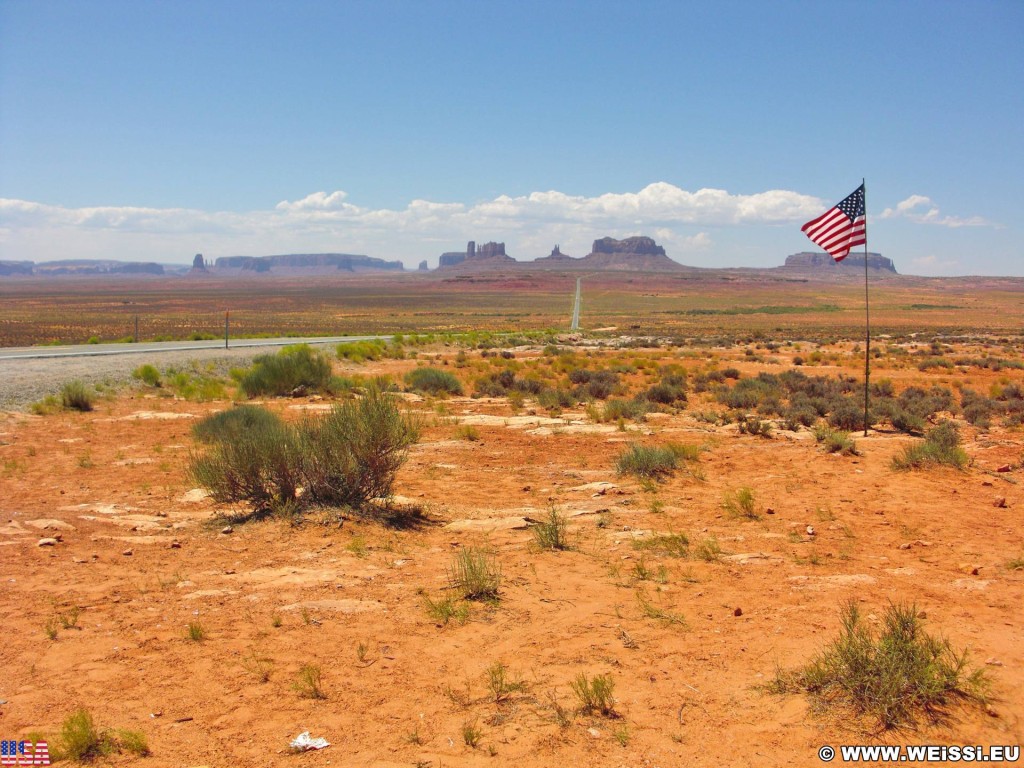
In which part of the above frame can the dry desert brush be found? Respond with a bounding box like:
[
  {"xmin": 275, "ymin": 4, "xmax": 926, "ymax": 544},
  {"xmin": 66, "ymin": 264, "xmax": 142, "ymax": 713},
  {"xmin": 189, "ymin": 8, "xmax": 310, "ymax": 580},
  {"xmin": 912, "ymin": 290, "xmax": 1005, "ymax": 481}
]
[
  {"xmin": 771, "ymin": 600, "xmax": 988, "ymax": 730},
  {"xmin": 299, "ymin": 388, "xmax": 421, "ymax": 507},
  {"xmin": 891, "ymin": 421, "xmax": 969, "ymax": 471},
  {"xmin": 189, "ymin": 387, "xmax": 419, "ymax": 516},
  {"xmin": 239, "ymin": 343, "xmax": 334, "ymax": 397}
]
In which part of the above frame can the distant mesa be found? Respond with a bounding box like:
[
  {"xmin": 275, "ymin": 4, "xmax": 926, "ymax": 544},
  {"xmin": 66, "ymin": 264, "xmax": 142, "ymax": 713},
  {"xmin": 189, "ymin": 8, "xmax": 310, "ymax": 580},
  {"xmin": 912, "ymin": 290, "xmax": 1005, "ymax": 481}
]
[
  {"xmin": 578, "ymin": 236, "xmax": 679, "ymax": 271},
  {"xmin": 191, "ymin": 253, "xmax": 208, "ymax": 272},
  {"xmin": 5, "ymin": 260, "xmax": 166, "ymax": 276},
  {"xmin": 0, "ymin": 260, "xmax": 35, "ymax": 276},
  {"xmin": 784, "ymin": 251, "xmax": 897, "ymax": 274},
  {"xmin": 213, "ymin": 253, "xmax": 404, "ymax": 273},
  {"xmin": 418, "ymin": 260, "xmax": 429, "ymax": 271},
  {"xmin": 438, "ymin": 241, "xmax": 515, "ymax": 269}
]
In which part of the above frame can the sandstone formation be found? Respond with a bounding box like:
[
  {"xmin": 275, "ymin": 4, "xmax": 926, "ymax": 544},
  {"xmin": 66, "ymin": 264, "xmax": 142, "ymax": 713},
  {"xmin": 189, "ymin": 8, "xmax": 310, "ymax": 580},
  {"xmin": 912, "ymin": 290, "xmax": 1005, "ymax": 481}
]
[
  {"xmin": 418, "ymin": 260, "xmax": 429, "ymax": 271},
  {"xmin": 191, "ymin": 253, "xmax": 208, "ymax": 271},
  {"xmin": 784, "ymin": 251, "xmax": 897, "ymax": 273},
  {"xmin": 577, "ymin": 236, "xmax": 681, "ymax": 271},
  {"xmin": 214, "ymin": 253, "xmax": 403, "ymax": 273},
  {"xmin": 438, "ymin": 241, "xmax": 514, "ymax": 268}
]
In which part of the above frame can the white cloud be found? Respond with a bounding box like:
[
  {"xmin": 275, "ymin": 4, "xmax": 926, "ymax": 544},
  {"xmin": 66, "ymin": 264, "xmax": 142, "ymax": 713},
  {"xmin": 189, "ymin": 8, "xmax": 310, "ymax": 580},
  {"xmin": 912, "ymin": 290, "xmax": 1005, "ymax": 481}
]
[
  {"xmin": 0, "ymin": 183, "xmax": 825, "ymax": 267},
  {"xmin": 880, "ymin": 195, "xmax": 990, "ymax": 227}
]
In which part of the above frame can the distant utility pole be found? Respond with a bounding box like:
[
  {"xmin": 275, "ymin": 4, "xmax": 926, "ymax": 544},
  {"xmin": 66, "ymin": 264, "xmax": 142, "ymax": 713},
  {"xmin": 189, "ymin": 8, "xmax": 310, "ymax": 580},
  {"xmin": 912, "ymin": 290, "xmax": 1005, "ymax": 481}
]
[{"xmin": 570, "ymin": 277, "xmax": 582, "ymax": 331}]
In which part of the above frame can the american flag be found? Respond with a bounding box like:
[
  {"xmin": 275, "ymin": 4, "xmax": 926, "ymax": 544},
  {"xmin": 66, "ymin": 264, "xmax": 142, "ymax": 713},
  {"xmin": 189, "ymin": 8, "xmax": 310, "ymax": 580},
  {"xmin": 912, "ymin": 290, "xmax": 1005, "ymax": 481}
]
[
  {"xmin": 0, "ymin": 741, "xmax": 49, "ymax": 766},
  {"xmin": 801, "ymin": 184, "xmax": 866, "ymax": 262}
]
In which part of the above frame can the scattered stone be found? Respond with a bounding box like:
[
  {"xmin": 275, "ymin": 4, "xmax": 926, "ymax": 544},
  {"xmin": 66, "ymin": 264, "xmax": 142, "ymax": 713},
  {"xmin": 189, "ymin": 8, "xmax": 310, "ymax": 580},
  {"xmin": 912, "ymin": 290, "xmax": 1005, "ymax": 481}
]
[
  {"xmin": 987, "ymin": 705, "xmax": 999, "ymax": 718},
  {"xmin": 37, "ymin": 537, "xmax": 58, "ymax": 547},
  {"xmin": 765, "ymin": 507, "xmax": 775, "ymax": 515},
  {"xmin": 221, "ymin": 526, "xmax": 233, "ymax": 535},
  {"xmin": 957, "ymin": 563, "xmax": 981, "ymax": 575},
  {"xmin": 993, "ymin": 497, "xmax": 1008, "ymax": 508},
  {"xmin": 985, "ymin": 657, "xmax": 1004, "ymax": 666},
  {"xmin": 996, "ymin": 464, "xmax": 1011, "ymax": 473},
  {"xmin": 982, "ymin": 481, "xmax": 993, "ymax": 487},
  {"xmin": 122, "ymin": 549, "xmax": 133, "ymax": 556},
  {"xmin": 898, "ymin": 543, "xmax": 912, "ymax": 550},
  {"xmin": 170, "ymin": 540, "xmax": 181, "ymax": 549},
  {"xmin": 587, "ymin": 728, "xmax": 602, "ymax": 739},
  {"xmin": 733, "ymin": 607, "xmax": 743, "ymax": 617},
  {"xmin": 916, "ymin": 610, "xmax": 927, "ymax": 619},
  {"xmin": 805, "ymin": 525, "xmax": 815, "ymax": 536}
]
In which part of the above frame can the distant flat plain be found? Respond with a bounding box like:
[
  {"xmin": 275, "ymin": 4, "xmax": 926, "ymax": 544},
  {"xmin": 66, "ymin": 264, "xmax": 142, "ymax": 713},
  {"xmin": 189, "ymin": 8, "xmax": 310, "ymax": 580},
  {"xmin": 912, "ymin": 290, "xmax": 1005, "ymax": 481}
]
[{"xmin": 2, "ymin": 270, "xmax": 1023, "ymax": 347}]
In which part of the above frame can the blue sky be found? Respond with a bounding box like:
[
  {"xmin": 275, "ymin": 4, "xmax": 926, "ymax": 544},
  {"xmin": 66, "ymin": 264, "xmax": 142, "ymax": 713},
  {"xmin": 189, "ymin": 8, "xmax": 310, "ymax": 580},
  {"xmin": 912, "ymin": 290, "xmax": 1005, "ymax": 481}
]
[{"xmin": 1, "ymin": 0, "xmax": 1021, "ymax": 275}]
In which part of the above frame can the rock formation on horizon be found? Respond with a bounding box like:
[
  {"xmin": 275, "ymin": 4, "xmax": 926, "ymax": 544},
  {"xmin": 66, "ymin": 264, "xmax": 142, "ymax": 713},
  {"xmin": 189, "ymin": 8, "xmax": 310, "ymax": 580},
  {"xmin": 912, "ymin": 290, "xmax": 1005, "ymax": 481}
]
[
  {"xmin": 784, "ymin": 251, "xmax": 897, "ymax": 273},
  {"xmin": 418, "ymin": 260, "xmax": 429, "ymax": 271},
  {"xmin": 438, "ymin": 240, "xmax": 514, "ymax": 268},
  {"xmin": 191, "ymin": 253, "xmax": 208, "ymax": 271},
  {"xmin": 213, "ymin": 253, "xmax": 403, "ymax": 273},
  {"xmin": 577, "ymin": 236, "xmax": 680, "ymax": 271}
]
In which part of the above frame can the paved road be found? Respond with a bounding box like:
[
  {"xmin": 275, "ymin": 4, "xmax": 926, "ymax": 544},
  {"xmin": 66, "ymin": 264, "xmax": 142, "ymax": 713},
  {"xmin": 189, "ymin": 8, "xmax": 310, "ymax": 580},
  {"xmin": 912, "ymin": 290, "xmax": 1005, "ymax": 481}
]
[{"xmin": 0, "ymin": 335, "xmax": 389, "ymax": 360}]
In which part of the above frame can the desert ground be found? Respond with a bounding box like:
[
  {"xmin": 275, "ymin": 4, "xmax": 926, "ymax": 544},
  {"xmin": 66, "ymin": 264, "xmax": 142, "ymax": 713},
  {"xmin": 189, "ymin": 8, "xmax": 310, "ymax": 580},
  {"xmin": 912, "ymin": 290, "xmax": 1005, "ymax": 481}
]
[{"xmin": 1, "ymin": 274, "xmax": 1023, "ymax": 767}]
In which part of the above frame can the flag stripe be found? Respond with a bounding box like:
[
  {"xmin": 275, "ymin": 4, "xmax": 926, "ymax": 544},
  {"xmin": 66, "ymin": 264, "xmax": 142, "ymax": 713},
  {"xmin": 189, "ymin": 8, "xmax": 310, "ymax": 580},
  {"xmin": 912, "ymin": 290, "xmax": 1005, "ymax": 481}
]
[{"xmin": 801, "ymin": 184, "xmax": 866, "ymax": 261}]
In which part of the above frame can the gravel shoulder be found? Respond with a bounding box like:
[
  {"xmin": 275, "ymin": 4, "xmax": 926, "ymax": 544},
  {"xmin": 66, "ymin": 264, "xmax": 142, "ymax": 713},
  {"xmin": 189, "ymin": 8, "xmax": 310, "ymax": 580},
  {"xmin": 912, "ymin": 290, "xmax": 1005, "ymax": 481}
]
[{"xmin": 0, "ymin": 346, "xmax": 286, "ymax": 411}]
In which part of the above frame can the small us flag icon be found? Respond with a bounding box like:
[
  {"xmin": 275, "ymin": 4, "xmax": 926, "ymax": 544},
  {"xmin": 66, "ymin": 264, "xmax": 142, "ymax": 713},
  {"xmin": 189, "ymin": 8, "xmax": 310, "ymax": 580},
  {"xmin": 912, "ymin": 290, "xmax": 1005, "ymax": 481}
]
[{"xmin": 0, "ymin": 740, "xmax": 50, "ymax": 766}]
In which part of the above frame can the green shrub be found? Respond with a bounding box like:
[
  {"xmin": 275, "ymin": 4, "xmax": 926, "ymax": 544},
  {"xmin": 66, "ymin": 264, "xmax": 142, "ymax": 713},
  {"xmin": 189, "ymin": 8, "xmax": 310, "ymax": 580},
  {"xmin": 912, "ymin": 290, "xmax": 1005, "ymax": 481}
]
[
  {"xmin": 336, "ymin": 339, "xmax": 386, "ymax": 362},
  {"xmin": 737, "ymin": 414, "xmax": 773, "ymax": 437},
  {"xmin": 299, "ymin": 388, "xmax": 420, "ymax": 507},
  {"xmin": 131, "ymin": 363, "xmax": 162, "ymax": 387},
  {"xmin": 192, "ymin": 404, "xmax": 283, "ymax": 444},
  {"xmin": 240, "ymin": 344, "xmax": 333, "ymax": 397},
  {"xmin": 59, "ymin": 708, "xmax": 111, "ymax": 761},
  {"xmin": 405, "ymin": 366, "xmax": 463, "ymax": 395},
  {"xmin": 813, "ymin": 425, "xmax": 858, "ymax": 455},
  {"xmin": 892, "ymin": 421, "xmax": 969, "ymax": 471},
  {"xmin": 189, "ymin": 412, "xmax": 303, "ymax": 513},
  {"xmin": 771, "ymin": 600, "xmax": 988, "ymax": 729},
  {"xmin": 599, "ymin": 398, "xmax": 648, "ymax": 423},
  {"xmin": 615, "ymin": 444, "xmax": 678, "ymax": 480},
  {"xmin": 60, "ymin": 381, "xmax": 94, "ymax": 412}
]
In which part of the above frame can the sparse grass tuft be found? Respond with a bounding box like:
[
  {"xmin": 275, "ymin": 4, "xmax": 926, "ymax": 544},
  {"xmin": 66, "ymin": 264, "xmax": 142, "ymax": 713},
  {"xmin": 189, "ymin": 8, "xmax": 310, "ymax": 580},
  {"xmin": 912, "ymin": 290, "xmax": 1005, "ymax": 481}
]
[
  {"xmin": 455, "ymin": 424, "xmax": 480, "ymax": 441},
  {"xmin": 293, "ymin": 663, "xmax": 326, "ymax": 699},
  {"xmin": 60, "ymin": 381, "xmax": 95, "ymax": 412},
  {"xmin": 615, "ymin": 444, "xmax": 678, "ymax": 480},
  {"xmin": 633, "ymin": 532, "xmax": 689, "ymax": 558},
  {"xmin": 186, "ymin": 621, "xmax": 206, "ymax": 641},
  {"xmin": 724, "ymin": 487, "xmax": 759, "ymax": 520},
  {"xmin": 424, "ymin": 593, "xmax": 470, "ymax": 625},
  {"xmin": 448, "ymin": 547, "xmax": 501, "ymax": 601},
  {"xmin": 570, "ymin": 672, "xmax": 616, "ymax": 716},
  {"xmin": 771, "ymin": 600, "xmax": 988, "ymax": 730},
  {"xmin": 116, "ymin": 729, "xmax": 150, "ymax": 757},
  {"xmin": 531, "ymin": 505, "xmax": 571, "ymax": 551},
  {"xmin": 486, "ymin": 661, "xmax": 526, "ymax": 702},
  {"xmin": 694, "ymin": 535, "xmax": 722, "ymax": 562},
  {"xmin": 462, "ymin": 720, "xmax": 483, "ymax": 748}
]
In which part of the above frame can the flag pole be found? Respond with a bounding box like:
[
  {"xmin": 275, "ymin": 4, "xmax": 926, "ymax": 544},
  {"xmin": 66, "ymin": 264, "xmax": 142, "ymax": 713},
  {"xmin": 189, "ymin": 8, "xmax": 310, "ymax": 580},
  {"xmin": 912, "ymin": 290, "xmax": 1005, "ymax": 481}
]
[{"xmin": 862, "ymin": 178, "xmax": 870, "ymax": 437}]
